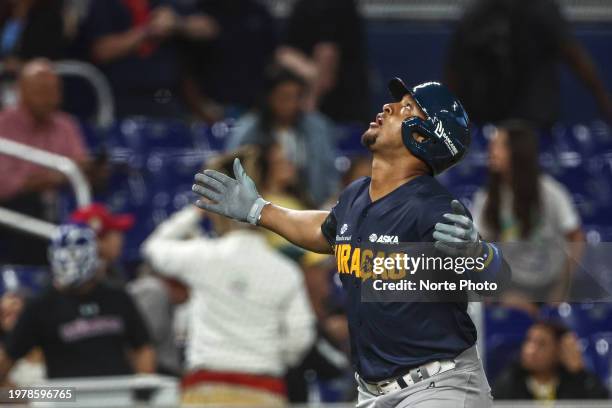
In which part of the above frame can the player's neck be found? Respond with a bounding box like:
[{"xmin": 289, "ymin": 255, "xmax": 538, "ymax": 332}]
[{"xmin": 369, "ymin": 155, "xmax": 428, "ymax": 202}]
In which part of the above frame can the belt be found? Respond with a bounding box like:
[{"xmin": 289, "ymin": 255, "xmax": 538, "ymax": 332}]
[
  {"xmin": 182, "ymin": 369, "xmax": 286, "ymax": 395},
  {"xmin": 360, "ymin": 359, "xmax": 457, "ymax": 396}
]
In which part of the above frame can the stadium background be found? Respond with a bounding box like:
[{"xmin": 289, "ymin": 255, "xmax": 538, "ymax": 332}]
[{"xmin": 0, "ymin": 0, "xmax": 611, "ymax": 406}]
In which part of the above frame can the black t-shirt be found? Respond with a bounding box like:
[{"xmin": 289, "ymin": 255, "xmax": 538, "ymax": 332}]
[
  {"xmin": 0, "ymin": 0, "xmax": 66, "ymax": 60},
  {"xmin": 5, "ymin": 283, "xmax": 150, "ymax": 378},
  {"xmin": 80, "ymin": 0, "xmax": 183, "ymax": 118},
  {"xmin": 284, "ymin": 0, "xmax": 370, "ymax": 124},
  {"xmin": 493, "ymin": 363, "xmax": 609, "ymax": 400},
  {"xmin": 181, "ymin": 0, "xmax": 277, "ymax": 109},
  {"xmin": 321, "ymin": 176, "xmax": 476, "ymax": 381},
  {"xmin": 448, "ymin": 0, "xmax": 571, "ymax": 126}
]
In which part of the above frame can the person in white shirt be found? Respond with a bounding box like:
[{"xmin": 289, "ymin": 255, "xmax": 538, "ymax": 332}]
[
  {"xmin": 471, "ymin": 120, "xmax": 585, "ymax": 309},
  {"xmin": 141, "ymin": 152, "xmax": 315, "ymax": 406}
]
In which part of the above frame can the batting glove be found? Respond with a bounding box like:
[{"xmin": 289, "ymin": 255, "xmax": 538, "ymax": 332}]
[
  {"xmin": 192, "ymin": 158, "xmax": 269, "ymax": 225},
  {"xmin": 433, "ymin": 199, "xmax": 483, "ymax": 257}
]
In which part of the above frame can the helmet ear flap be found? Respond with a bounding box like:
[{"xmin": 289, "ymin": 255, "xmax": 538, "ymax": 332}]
[
  {"xmin": 402, "ymin": 117, "xmax": 437, "ymax": 142},
  {"xmin": 401, "ymin": 117, "xmax": 438, "ymax": 174}
]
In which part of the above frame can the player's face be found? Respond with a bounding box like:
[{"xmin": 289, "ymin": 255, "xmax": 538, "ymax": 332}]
[
  {"xmin": 488, "ymin": 129, "xmax": 511, "ymax": 175},
  {"xmin": 361, "ymin": 94, "xmax": 426, "ymax": 152},
  {"xmin": 520, "ymin": 325, "xmax": 559, "ymax": 373}
]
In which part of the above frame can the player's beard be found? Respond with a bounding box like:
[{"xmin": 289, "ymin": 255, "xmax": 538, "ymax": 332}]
[{"xmin": 361, "ymin": 128, "xmax": 378, "ymax": 150}]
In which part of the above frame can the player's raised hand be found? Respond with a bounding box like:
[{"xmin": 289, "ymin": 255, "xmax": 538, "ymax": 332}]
[
  {"xmin": 433, "ymin": 200, "xmax": 482, "ymax": 257},
  {"xmin": 192, "ymin": 158, "xmax": 269, "ymax": 225}
]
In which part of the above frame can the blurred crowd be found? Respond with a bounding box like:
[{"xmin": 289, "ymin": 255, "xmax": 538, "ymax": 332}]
[{"xmin": 0, "ymin": 0, "xmax": 610, "ymax": 405}]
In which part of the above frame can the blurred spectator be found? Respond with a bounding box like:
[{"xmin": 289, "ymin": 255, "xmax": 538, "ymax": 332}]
[
  {"xmin": 471, "ymin": 121, "xmax": 585, "ymax": 309},
  {"xmin": 142, "ymin": 151, "xmax": 315, "ymax": 406},
  {"xmin": 322, "ymin": 154, "xmax": 371, "ymax": 211},
  {"xmin": 70, "ymin": 203, "xmax": 135, "ymax": 284},
  {"xmin": 0, "ymin": 0, "xmax": 66, "ymax": 64},
  {"xmin": 181, "ymin": 0, "xmax": 276, "ymax": 117},
  {"xmin": 0, "ymin": 291, "xmax": 45, "ymax": 385},
  {"xmin": 81, "ymin": 0, "xmax": 218, "ymax": 118},
  {"xmin": 278, "ymin": 0, "xmax": 370, "ymax": 124},
  {"xmin": 286, "ymin": 254, "xmax": 351, "ymax": 402},
  {"xmin": 493, "ymin": 320, "xmax": 608, "ymax": 400},
  {"xmin": 0, "ymin": 224, "xmax": 154, "ymax": 381},
  {"xmin": 0, "ymin": 59, "xmax": 89, "ymax": 265},
  {"xmin": 257, "ymin": 142, "xmax": 310, "ymax": 259},
  {"xmin": 446, "ymin": 0, "xmax": 612, "ymax": 127},
  {"xmin": 128, "ymin": 265, "xmax": 189, "ymax": 376},
  {"xmin": 228, "ymin": 67, "xmax": 339, "ymax": 206}
]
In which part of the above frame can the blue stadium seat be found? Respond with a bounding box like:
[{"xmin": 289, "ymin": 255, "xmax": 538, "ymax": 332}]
[
  {"xmin": 540, "ymin": 303, "xmax": 612, "ymax": 338},
  {"xmin": 588, "ymin": 332, "xmax": 612, "ymax": 389},
  {"xmin": 484, "ymin": 306, "xmax": 534, "ymax": 381},
  {"xmin": 0, "ymin": 266, "xmax": 50, "ymax": 296},
  {"xmin": 192, "ymin": 121, "xmax": 232, "ymax": 152},
  {"xmin": 106, "ymin": 118, "xmax": 195, "ymax": 152}
]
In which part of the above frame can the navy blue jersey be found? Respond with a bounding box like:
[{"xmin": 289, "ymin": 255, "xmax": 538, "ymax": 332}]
[{"xmin": 322, "ymin": 175, "xmax": 477, "ymax": 381}]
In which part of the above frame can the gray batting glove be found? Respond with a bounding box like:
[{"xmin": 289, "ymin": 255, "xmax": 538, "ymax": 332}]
[
  {"xmin": 192, "ymin": 158, "xmax": 269, "ymax": 225},
  {"xmin": 433, "ymin": 199, "xmax": 483, "ymax": 257}
]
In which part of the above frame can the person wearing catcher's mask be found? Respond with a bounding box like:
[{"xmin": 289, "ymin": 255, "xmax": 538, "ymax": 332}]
[
  {"xmin": 193, "ymin": 78, "xmax": 510, "ymax": 407},
  {"xmin": 0, "ymin": 224, "xmax": 154, "ymax": 382}
]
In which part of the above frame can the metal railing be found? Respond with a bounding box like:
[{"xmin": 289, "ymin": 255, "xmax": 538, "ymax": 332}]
[
  {"xmin": 0, "ymin": 138, "xmax": 92, "ymax": 239},
  {"xmin": 53, "ymin": 60, "xmax": 115, "ymax": 128},
  {"xmin": 264, "ymin": 0, "xmax": 612, "ymax": 21},
  {"xmin": 0, "ymin": 60, "xmax": 115, "ymax": 128}
]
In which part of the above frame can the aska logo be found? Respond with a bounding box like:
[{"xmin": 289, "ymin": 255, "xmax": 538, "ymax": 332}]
[
  {"xmin": 340, "ymin": 224, "xmax": 348, "ymax": 234},
  {"xmin": 434, "ymin": 120, "xmax": 459, "ymax": 156},
  {"xmin": 369, "ymin": 233, "xmax": 399, "ymax": 244}
]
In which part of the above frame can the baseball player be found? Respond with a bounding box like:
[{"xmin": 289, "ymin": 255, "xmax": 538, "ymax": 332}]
[{"xmin": 192, "ymin": 78, "xmax": 510, "ymax": 407}]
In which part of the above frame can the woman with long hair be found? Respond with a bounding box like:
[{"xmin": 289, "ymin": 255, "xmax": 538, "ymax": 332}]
[
  {"xmin": 227, "ymin": 66, "xmax": 339, "ymax": 207},
  {"xmin": 472, "ymin": 120, "xmax": 584, "ymax": 308}
]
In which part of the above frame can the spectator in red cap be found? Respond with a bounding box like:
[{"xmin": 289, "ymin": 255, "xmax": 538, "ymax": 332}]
[{"xmin": 71, "ymin": 203, "xmax": 134, "ymax": 283}]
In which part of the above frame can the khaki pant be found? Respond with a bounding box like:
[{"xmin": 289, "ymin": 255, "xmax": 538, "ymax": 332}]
[
  {"xmin": 182, "ymin": 382, "xmax": 286, "ymax": 407},
  {"xmin": 356, "ymin": 346, "xmax": 493, "ymax": 408}
]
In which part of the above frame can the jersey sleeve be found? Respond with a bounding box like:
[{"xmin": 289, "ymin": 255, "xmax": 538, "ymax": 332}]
[
  {"xmin": 4, "ymin": 299, "xmax": 41, "ymax": 361},
  {"xmin": 321, "ymin": 206, "xmax": 338, "ymax": 248},
  {"xmin": 417, "ymin": 196, "xmax": 457, "ymax": 242}
]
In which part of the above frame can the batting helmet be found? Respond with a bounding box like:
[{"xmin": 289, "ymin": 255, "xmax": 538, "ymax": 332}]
[
  {"xmin": 389, "ymin": 78, "xmax": 470, "ymax": 175},
  {"xmin": 48, "ymin": 223, "xmax": 99, "ymax": 289}
]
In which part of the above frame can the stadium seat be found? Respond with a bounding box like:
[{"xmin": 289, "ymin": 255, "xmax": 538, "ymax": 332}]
[
  {"xmin": 484, "ymin": 306, "xmax": 534, "ymax": 381},
  {"xmin": 0, "ymin": 266, "xmax": 50, "ymax": 296}
]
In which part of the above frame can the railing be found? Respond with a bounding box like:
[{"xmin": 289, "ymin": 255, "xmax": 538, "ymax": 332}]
[
  {"xmin": 31, "ymin": 374, "xmax": 179, "ymax": 407},
  {"xmin": 264, "ymin": 0, "xmax": 612, "ymax": 22},
  {"xmin": 0, "ymin": 60, "xmax": 114, "ymax": 128},
  {"xmin": 52, "ymin": 60, "xmax": 115, "ymax": 128},
  {"xmin": 0, "ymin": 138, "xmax": 91, "ymax": 239}
]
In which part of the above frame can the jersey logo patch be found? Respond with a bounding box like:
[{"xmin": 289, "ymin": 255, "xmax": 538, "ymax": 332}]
[
  {"xmin": 369, "ymin": 234, "xmax": 399, "ymax": 244},
  {"xmin": 340, "ymin": 223, "xmax": 349, "ymax": 234}
]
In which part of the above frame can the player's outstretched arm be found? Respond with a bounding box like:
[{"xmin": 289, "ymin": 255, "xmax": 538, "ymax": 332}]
[
  {"xmin": 192, "ymin": 158, "xmax": 333, "ymax": 254},
  {"xmin": 259, "ymin": 204, "xmax": 332, "ymax": 254}
]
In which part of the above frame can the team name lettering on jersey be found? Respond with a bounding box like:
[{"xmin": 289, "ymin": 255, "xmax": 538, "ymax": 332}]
[{"xmin": 333, "ymin": 243, "xmax": 407, "ymax": 281}]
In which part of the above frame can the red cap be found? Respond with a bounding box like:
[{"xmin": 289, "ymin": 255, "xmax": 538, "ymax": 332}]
[{"xmin": 70, "ymin": 203, "xmax": 134, "ymax": 236}]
